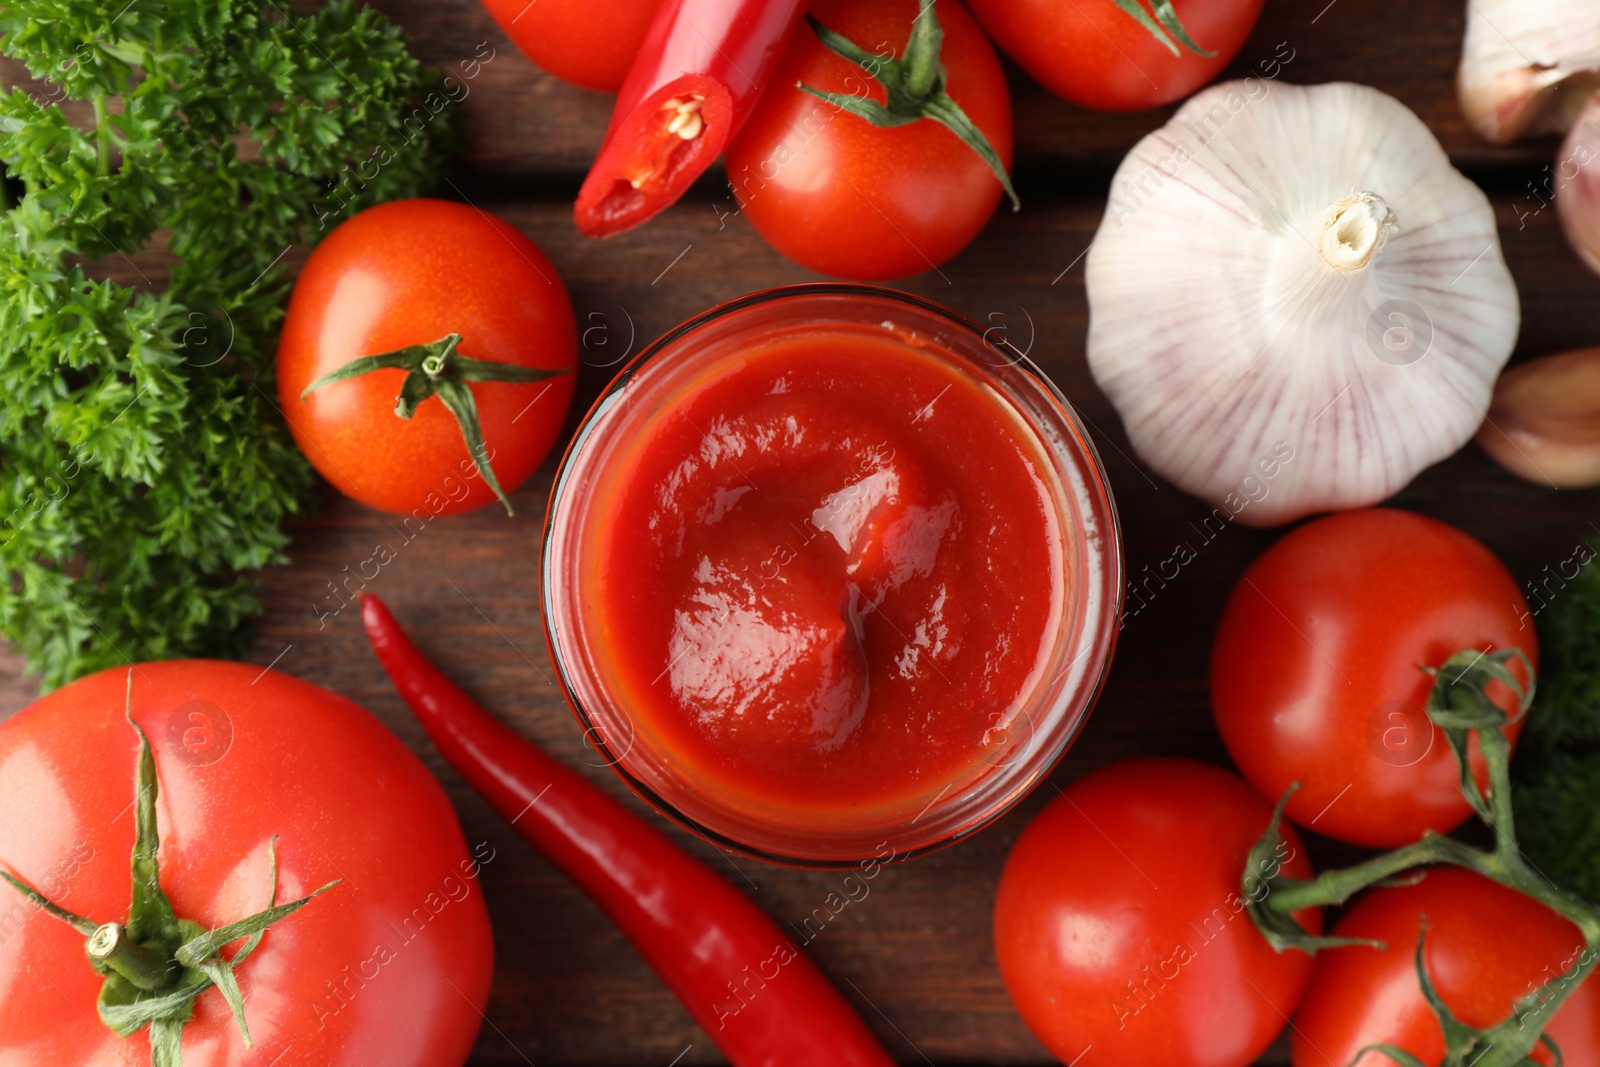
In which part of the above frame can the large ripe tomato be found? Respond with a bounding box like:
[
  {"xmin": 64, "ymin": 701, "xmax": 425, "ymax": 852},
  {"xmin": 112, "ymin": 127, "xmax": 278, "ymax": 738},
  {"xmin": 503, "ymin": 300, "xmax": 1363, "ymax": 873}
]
[
  {"xmin": 478, "ymin": 0, "xmax": 657, "ymax": 92},
  {"xmin": 1211, "ymin": 509, "xmax": 1535, "ymax": 849},
  {"xmin": 277, "ymin": 198, "xmax": 577, "ymax": 517},
  {"xmin": 1293, "ymin": 867, "xmax": 1600, "ymax": 1066},
  {"xmin": 994, "ymin": 758, "xmax": 1322, "ymax": 1067},
  {"xmin": 0, "ymin": 661, "xmax": 495, "ymax": 1066},
  {"xmin": 722, "ymin": 0, "xmax": 1013, "ymax": 280},
  {"xmin": 968, "ymin": 0, "xmax": 1264, "ymax": 112}
]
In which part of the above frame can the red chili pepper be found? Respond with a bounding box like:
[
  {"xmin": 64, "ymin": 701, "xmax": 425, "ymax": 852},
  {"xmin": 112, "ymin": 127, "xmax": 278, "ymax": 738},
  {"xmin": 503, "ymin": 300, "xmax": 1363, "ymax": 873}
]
[
  {"xmin": 360, "ymin": 594, "xmax": 897, "ymax": 1067},
  {"xmin": 574, "ymin": 0, "xmax": 808, "ymax": 238}
]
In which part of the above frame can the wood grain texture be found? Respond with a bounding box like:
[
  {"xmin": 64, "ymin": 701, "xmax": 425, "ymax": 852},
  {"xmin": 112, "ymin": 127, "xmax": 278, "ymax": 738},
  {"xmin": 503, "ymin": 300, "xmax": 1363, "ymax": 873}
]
[{"xmin": 2, "ymin": 0, "xmax": 1599, "ymax": 1063}]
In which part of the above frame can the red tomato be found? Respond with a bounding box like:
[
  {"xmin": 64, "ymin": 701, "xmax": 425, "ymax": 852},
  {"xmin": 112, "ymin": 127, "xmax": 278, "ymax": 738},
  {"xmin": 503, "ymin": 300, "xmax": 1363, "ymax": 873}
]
[
  {"xmin": 968, "ymin": 0, "xmax": 1264, "ymax": 111},
  {"xmin": 478, "ymin": 0, "xmax": 657, "ymax": 92},
  {"xmin": 722, "ymin": 0, "xmax": 1013, "ymax": 280},
  {"xmin": 0, "ymin": 661, "xmax": 494, "ymax": 1066},
  {"xmin": 277, "ymin": 199, "xmax": 577, "ymax": 517},
  {"xmin": 994, "ymin": 758, "xmax": 1322, "ymax": 1067},
  {"xmin": 1293, "ymin": 867, "xmax": 1600, "ymax": 1067},
  {"xmin": 1211, "ymin": 509, "xmax": 1535, "ymax": 849}
]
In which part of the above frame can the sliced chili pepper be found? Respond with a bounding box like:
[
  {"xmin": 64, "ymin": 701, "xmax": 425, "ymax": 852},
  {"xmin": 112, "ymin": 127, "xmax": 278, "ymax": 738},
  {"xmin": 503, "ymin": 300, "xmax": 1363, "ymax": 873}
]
[
  {"xmin": 574, "ymin": 0, "xmax": 808, "ymax": 238},
  {"xmin": 360, "ymin": 593, "xmax": 897, "ymax": 1067}
]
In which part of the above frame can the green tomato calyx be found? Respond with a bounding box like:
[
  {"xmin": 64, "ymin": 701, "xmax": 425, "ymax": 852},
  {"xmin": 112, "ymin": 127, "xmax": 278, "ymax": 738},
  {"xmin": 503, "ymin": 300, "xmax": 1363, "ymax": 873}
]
[
  {"xmin": 300, "ymin": 332, "xmax": 572, "ymax": 516},
  {"xmin": 797, "ymin": 0, "xmax": 1020, "ymax": 211},
  {"xmin": 0, "ymin": 670, "xmax": 339, "ymax": 1067},
  {"xmin": 1241, "ymin": 648, "xmax": 1600, "ymax": 1067},
  {"xmin": 1108, "ymin": 0, "xmax": 1217, "ymax": 59}
]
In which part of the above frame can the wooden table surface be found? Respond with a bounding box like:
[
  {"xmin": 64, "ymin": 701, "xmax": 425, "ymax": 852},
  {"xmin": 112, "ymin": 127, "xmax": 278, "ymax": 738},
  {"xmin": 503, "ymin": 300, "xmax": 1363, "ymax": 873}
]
[{"xmin": 5, "ymin": 0, "xmax": 1600, "ymax": 1063}]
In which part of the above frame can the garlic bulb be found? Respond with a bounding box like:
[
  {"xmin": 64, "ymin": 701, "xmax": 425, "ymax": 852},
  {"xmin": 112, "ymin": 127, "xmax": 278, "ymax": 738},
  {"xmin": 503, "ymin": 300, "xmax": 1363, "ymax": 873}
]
[
  {"xmin": 1557, "ymin": 91, "xmax": 1600, "ymax": 274},
  {"xmin": 1477, "ymin": 347, "xmax": 1600, "ymax": 487},
  {"xmin": 1086, "ymin": 81, "xmax": 1520, "ymax": 527},
  {"xmin": 1458, "ymin": 0, "xmax": 1600, "ymax": 144}
]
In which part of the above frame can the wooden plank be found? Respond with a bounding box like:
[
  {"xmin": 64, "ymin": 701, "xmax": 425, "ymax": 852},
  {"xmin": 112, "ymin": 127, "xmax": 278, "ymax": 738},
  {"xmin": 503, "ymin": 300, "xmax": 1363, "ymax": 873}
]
[
  {"xmin": 3, "ymin": 0, "xmax": 1599, "ymax": 1061},
  {"xmin": 5, "ymin": 192, "xmax": 1591, "ymax": 1063},
  {"xmin": 237, "ymin": 198, "xmax": 1600, "ymax": 1064}
]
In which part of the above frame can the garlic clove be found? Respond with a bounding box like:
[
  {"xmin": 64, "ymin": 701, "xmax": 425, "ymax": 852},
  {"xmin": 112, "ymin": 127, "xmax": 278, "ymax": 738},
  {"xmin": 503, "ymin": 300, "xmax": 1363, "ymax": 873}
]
[
  {"xmin": 1458, "ymin": 0, "xmax": 1600, "ymax": 144},
  {"xmin": 1086, "ymin": 81, "xmax": 1520, "ymax": 528},
  {"xmin": 1477, "ymin": 347, "xmax": 1600, "ymax": 488},
  {"xmin": 1557, "ymin": 90, "xmax": 1600, "ymax": 274}
]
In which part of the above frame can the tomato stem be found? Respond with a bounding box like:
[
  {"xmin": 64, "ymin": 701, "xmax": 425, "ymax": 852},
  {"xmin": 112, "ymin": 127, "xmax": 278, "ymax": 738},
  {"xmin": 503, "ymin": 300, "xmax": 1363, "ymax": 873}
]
[
  {"xmin": 299, "ymin": 332, "xmax": 570, "ymax": 516},
  {"xmin": 799, "ymin": 0, "xmax": 1020, "ymax": 211},
  {"xmin": 87, "ymin": 923, "xmax": 178, "ymax": 991},
  {"xmin": 1244, "ymin": 649, "xmax": 1600, "ymax": 1067}
]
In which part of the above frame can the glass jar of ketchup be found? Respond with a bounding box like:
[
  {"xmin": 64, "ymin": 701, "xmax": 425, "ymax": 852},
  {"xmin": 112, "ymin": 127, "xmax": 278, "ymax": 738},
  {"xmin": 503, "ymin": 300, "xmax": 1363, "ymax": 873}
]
[{"xmin": 544, "ymin": 284, "xmax": 1121, "ymax": 866}]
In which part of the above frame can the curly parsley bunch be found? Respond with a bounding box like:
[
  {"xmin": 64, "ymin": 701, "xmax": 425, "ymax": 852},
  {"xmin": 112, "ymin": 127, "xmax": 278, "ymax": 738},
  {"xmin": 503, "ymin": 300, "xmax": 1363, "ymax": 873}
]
[
  {"xmin": 1517, "ymin": 538, "xmax": 1600, "ymax": 904},
  {"xmin": 0, "ymin": 0, "xmax": 459, "ymax": 688}
]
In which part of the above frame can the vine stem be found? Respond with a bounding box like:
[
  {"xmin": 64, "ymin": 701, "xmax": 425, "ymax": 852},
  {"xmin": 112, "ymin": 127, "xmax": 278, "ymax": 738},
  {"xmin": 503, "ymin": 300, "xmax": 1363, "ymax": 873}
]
[
  {"xmin": 1253, "ymin": 647, "xmax": 1600, "ymax": 1067},
  {"xmin": 1479, "ymin": 718, "xmax": 1526, "ymax": 873},
  {"xmin": 1267, "ymin": 665, "xmax": 1599, "ymax": 943},
  {"xmin": 1267, "ymin": 832, "xmax": 1600, "ymax": 944}
]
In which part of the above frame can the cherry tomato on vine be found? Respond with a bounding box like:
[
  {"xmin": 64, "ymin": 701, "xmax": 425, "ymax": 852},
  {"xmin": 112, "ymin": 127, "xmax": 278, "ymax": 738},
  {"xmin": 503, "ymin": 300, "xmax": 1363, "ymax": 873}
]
[
  {"xmin": 478, "ymin": 0, "xmax": 658, "ymax": 92},
  {"xmin": 1292, "ymin": 867, "xmax": 1600, "ymax": 1067},
  {"xmin": 277, "ymin": 198, "xmax": 577, "ymax": 517},
  {"xmin": 994, "ymin": 758, "xmax": 1322, "ymax": 1067},
  {"xmin": 723, "ymin": 0, "xmax": 1015, "ymax": 280},
  {"xmin": 1211, "ymin": 509, "xmax": 1535, "ymax": 849},
  {"xmin": 968, "ymin": 0, "xmax": 1264, "ymax": 112},
  {"xmin": 0, "ymin": 661, "xmax": 494, "ymax": 1066}
]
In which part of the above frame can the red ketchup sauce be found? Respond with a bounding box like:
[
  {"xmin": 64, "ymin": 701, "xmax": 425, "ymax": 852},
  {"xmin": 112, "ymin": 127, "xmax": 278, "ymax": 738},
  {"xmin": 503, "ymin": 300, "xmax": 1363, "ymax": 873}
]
[{"xmin": 591, "ymin": 330, "xmax": 1065, "ymax": 819}]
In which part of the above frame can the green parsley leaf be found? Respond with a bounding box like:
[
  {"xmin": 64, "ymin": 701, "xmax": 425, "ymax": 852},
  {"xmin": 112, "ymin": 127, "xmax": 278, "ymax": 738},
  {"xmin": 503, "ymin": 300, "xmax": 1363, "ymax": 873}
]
[
  {"xmin": 1516, "ymin": 537, "xmax": 1600, "ymax": 903},
  {"xmin": 0, "ymin": 0, "xmax": 461, "ymax": 689},
  {"xmin": 1528, "ymin": 538, "xmax": 1600, "ymax": 747},
  {"xmin": 1515, "ymin": 749, "xmax": 1600, "ymax": 906}
]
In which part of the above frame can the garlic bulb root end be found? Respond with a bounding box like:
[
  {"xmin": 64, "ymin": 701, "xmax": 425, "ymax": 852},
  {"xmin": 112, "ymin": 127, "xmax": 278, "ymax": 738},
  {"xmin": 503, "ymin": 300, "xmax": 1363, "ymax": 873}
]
[{"xmin": 1319, "ymin": 193, "xmax": 1396, "ymax": 272}]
